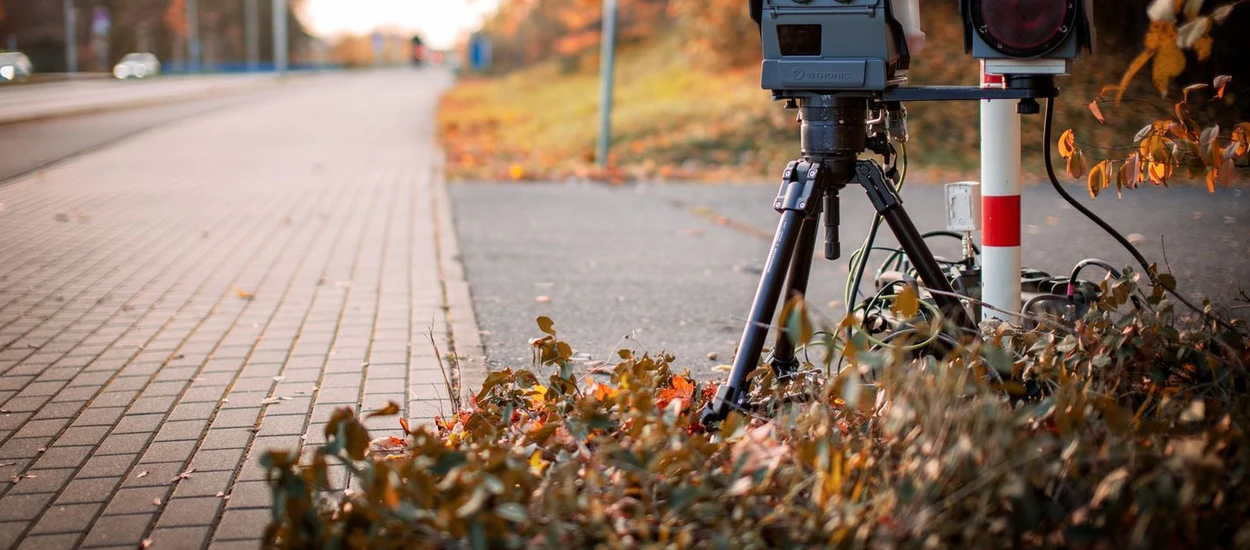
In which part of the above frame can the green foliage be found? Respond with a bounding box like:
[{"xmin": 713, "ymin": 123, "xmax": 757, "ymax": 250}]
[{"xmin": 263, "ymin": 274, "xmax": 1250, "ymax": 549}]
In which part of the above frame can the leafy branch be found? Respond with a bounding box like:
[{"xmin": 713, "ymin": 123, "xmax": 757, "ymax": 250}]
[{"xmin": 1060, "ymin": 0, "xmax": 1249, "ymax": 197}]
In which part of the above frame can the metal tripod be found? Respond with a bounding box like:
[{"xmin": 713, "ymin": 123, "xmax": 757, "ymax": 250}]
[{"xmin": 700, "ymin": 95, "xmax": 978, "ymax": 424}]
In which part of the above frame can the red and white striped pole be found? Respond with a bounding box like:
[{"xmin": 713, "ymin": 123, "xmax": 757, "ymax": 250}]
[{"xmin": 980, "ymin": 63, "xmax": 1022, "ymax": 322}]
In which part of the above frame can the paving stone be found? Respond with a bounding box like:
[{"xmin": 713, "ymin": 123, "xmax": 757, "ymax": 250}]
[
  {"xmin": 101, "ymin": 487, "xmax": 168, "ymax": 516},
  {"xmin": 76, "ymin": 455, "xmax": 135, "ymax": 479},
  {"xmin": 170, "ymin": 470, "xmax": 232, "ymax": 499},
  {"xmin": 154, "ymin": 496, "xmax": 221, "ymax": 528},
  {"xmin": 127, "ymin": 395, "xmax": 178, "ymax": 416},
  {"xmin": 55, "ymin": 425, "xmax": 111, "ymax": 447},
  {"xmin": 0, "ymin": 492, "xmax": 56, "ymax": 522},
  {"xmin": 223, "ymin": 480, "xmax": 270, "ymax": 510},
  {"xmin": 94, "ymin": 433, "xmax": 151, "ymax": 456},
  {"xmin": 120, "ymin": 463, "xmax": 186, "ymax": 489},
  {"xmin": 187, "ymin": 448, "xmax": 245, "ymax": 473},
  {"xmin": 165, "ymin": 402, "xmax": 219, "ymax": 423},
  {"xmin": 208, "ymin": 408, "xmax": 260, "ymax": 429},
  {"xmin": 153, "ymin": 420, "xmax": 208, "ymax": 442},
  {"xmin": 55, "ymin": 477, "xmax": 120, "ymax": 505},
  {"xmin": 197, "ymin": 429, "xmax": 252, "ymax": 451},
  {"xmin": 32, "ymin": 445, "xmax": 93, "ymax": 470},
  {"xmin": 7, "ymin": 468, "xmax": 74, "ymax": 495},
  {"xmin": 111, "ymin": 414, "xmax": 164, "ymax": 435},
  {"xmin": 29, "ymin": 503, "xmax": 103, "ymax": 535},
  {"xmin": 13, "ymin": 418, "xmax": 71, "ymax": 439},
  {"xmin": 137, "ymin": 439, "xmax": 199, "ymax": 465},
  {"xmin": 16, "ymin": 532, "xmax": 81, "ymax": 550},
  {"xmin": 82, "ymin": 513, "xmax": 153, "ymax": 547},
  {"xmin": 211, "ymin": 508, "xmax": 269, "ymax": 541},
  {"xmin": 146, "ymin": 525, "xmax": 210, "ymax": 549},
  {"xmin": 70, "ymin": 407, "xmax": 125, "ymax": 428}
]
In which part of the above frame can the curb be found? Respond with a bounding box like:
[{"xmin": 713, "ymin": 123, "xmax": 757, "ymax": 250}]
[
  {"xmin": 0, "ymin": 75, "xmax": 291, "ymax": 127},
  {"xmin": 431, "ymin": 148, "xmax": 489, "ymax": 409}
]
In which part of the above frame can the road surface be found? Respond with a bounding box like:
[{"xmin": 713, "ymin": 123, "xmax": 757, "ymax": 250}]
[{"xmin": 451, "ymin": 180, "xmax": 1249, "ymax": 378}]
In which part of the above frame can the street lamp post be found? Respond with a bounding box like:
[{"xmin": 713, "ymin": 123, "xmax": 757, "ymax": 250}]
[
  {"xmin": 187, "ymin": 0, "xmax": 200, "ymax": 72},
  {"xmin": 595, "ymin": 0, "xmax": 618, "ymax": 168},
  {"xmin": 245, "ymin": 0, "xmax": 259, "ymax": 71},
  {"xmin": 272, "ymin": 0, "xmax": 287, "ymax": 74},
  {"xmin": 63, "ymin": 0, "xmax": 78, "ymax": 73}
]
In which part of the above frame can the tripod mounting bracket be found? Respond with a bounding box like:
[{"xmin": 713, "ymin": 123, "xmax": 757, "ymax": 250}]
[
  {"xmin": 854, "ymin": 160, "xmax": 902, "ymax": 213},
  {"xmin": 774, "ymin": 160, "xmax": 827, "ymax": 217}
]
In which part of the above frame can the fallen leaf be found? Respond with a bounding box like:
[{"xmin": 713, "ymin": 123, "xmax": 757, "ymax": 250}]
[
  {"xmin": 366, "ymin": 401, "xmax": 401, "ymax": 418},
  {"xmin": 535, "ymin": 296, "xmax": 552, "ymax": 303},
  {"xmin": 707, "ymin": 352, "xmax": 719, "ymax": 361},
  {"xmin": 216, "ymin": 491, "xmax": 226, "ymax": 498},
  {"xmin": 137, "ymin": 471, "xmax": 149, "ymax": 478},
  {"xmin": 261, "ymin": 397, "xmax": 282, "ymax": 405},
  {"xmin": 153, "ymin": 498, "xmax": 162, "ymax": 506},
  {"xmin": 235, "ymin": 289, "xmax": 255, "ymax": 300},
  {"xmin": 171, "ymin": 468, "xmax": 195, "ymax": 483}
]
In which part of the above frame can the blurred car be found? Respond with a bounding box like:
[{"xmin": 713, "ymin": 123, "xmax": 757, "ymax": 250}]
[
  {"xmin": 0, "ymin": 52, "xmax": 33, "ymax": 83},
  {"xmin": 113, "ymin": 53, "xmax": 161, "ymax": 80}
]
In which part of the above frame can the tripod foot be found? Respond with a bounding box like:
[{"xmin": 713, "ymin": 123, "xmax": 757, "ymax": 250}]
[
  {"xmin": 699, "ymin": 385, "xmax": 745, "ymax": 425},
  {"xmin": 770, "ymin": 357, "xmax": 801, "ymax": 379}
]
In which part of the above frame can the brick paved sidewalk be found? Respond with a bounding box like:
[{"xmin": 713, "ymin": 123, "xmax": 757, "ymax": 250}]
[{"xmin": 0, "ymin": 69, "xmax": 472, "ymax": 549}]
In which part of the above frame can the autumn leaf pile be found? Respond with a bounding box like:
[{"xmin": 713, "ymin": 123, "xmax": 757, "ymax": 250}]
[{"xmin": 262, "ymin": 270, "xmax": 1250, "ymax": 549}]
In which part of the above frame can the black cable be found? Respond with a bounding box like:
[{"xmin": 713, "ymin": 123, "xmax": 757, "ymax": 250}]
[
  {"xmin": 1068, "ymin": 258, "xmax": 1122, "ymax": 284},
  {"xmin": 1043, "ymin": 98, "xmax": 1242, "ymax": 335}
]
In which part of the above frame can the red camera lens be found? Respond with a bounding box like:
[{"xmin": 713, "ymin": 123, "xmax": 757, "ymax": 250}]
[{"xmin": 972, "ymin": 0, "xmax": 1077, "ymax": 57}]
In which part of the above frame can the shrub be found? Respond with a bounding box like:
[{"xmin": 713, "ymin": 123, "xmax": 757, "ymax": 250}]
[{"xmin": 262, "ymin": 271, "xmax": 1249, "ymax": 549}]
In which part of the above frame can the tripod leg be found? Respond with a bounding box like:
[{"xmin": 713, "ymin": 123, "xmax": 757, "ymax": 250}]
[
  {"xmin": 702, "ymin": 208, "xmax": 807, "ymax": 423},
  {"xmin": 853, "ymin": 161, "xmax": 976, "ymax": 333},
  {"xmin": 881, "ymin": 207, "xmax": 975, "ymax": 331},
  {"xmin": 769, "ymin": 213, "xmax": 820, "ymax": 376}
]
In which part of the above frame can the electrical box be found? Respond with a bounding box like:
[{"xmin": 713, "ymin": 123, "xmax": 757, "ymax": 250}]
[{"xmin": 945, "ymin": 181, "xmax": 981, "ymax": 232}]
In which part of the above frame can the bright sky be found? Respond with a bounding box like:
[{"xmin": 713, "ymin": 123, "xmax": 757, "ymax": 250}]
[{"xmin": 301, "ymin": 0, "xmax": 500, "ymax": 49}]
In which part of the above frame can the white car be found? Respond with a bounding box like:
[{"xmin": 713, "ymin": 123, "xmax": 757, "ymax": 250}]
[
  {"xmin": 114, "ymin": 53, "xmax": 161, "ymax": 80},
  {"xmin": 0, "ymin": 52, "xmax": 33, "ymax": 83}
]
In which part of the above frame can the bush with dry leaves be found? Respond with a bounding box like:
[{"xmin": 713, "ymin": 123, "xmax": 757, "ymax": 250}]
[{"xmin": 261, "ymin": 267, "xmax": 1250, "ymax": 549}]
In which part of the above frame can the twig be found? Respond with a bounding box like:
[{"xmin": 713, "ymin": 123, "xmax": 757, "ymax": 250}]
[{"xmin": 426, "ymin": 324, "xmax": 460, "ymax": 414}]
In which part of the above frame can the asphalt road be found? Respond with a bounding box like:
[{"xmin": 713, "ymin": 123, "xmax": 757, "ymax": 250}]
[
  {"xmin": 0, "ymin": 90, "xmax": 281, "ymax": 182},
  {"xmin": 451, "ymin": 180, "xmax": 1249, "ymax": 378}
]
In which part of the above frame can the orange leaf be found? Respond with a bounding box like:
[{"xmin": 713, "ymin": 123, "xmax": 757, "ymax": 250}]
[
  {"xmin": 1067, "ymin": 149, "xmax": 1087, "ymax": 179},
  {"xmin": 592, "ymin": 382, "xmax": 616, "ymax": 401},
  {"xmin": 509, "ymin": 164, "xmax": 525, "ymax": 180},
  {"xmin": 1058, "ymin": 129, "xmax": 1077, "ymax": 159},
  {"xmin": 1088, "ymin": 160, "xmax": 1110, "ymax": 199},
  {"xmin": 1214, "ymin": 75, "xmax": 1232, "ymax": 99},
  {"xmin": 1205, "ymin": 167, "xmax": 1218, "ymax": 193},
  {"xmin": 1117, "ymin": 50, "xmax": 1157, "ymax": 105},
  {"xmin": 1195, "ymin": 35, "xmax": 1214, "ymax": 61},
  {"xmin": 1152, "ymin": 40, "xmax": 1186, "ymax": 97},
  {"xmin": 1182, "ymin": 83, "xmax": 1208, "ymax": 103},
  {"xmin": 1089, "ymin": 101, "xmax": 1106, "ymax": 124}
]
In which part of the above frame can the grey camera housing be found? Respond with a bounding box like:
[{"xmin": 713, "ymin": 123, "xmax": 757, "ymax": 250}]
[{"xmin": 759, "ymin": 0, "xmax": 910, "ymax": 94}]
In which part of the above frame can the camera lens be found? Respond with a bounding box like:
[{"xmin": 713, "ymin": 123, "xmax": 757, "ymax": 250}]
[{"xmin": 973, "ymin": 0, "xmax": 1076, "ymax": 57}]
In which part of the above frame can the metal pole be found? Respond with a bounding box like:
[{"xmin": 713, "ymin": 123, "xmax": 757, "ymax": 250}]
[
  {"xmin": 64, "ymin": 0, "xmax": 77, "ymax": 73},
  {"xmin": 272, "ymin": 0, "xmax": 288, "ymax": 75},
  {"xmin": 595, "ymin": 0, "xmax": 618, "ymax": 167},
  {"xmin": 244, "ymin": 0, "xmax": 259, "ymax": 71},
  {"xmin": 187, "ymin": 0, "xmax": 200, "ymax": 72},
  {"xmin": 979, "ymin": 62, "xmax": 1023, "ymax": 321}
]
